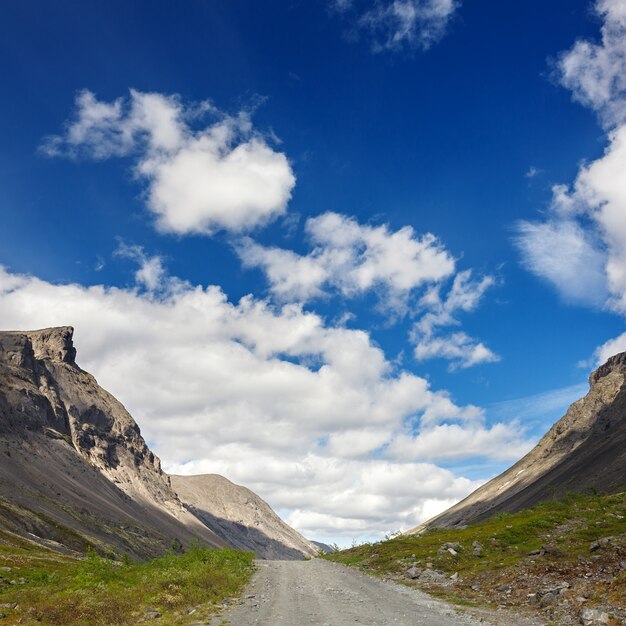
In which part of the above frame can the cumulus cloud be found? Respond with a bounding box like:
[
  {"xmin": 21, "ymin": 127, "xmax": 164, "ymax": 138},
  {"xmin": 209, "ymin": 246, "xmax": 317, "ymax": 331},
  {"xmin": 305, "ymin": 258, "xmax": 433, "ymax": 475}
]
[
  {"xmin": 333, "ymin": 0, "xmax": 460, "ymax": 52},
  {"xmin": 0, "ymin": 263, "xmax": 526, "ymax": 540},
  {"xmin": 238, "ymin": 211, "xmax": 455, "ymax": 313},
  {"xmin": 411, "ymin": 270, "xmax": 499, "ymax": 369},
  {"xmin": 42, "ymin": 89, "xmax": 295, "ymax": 235},
  {"xmin": 517, "ymin": 0, "xmax": 626, "ymax": 362}
]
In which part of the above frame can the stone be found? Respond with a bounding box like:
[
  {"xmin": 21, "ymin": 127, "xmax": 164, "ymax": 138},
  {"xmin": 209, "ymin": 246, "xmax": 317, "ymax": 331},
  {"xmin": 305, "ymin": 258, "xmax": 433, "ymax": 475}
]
[
  {"xmin": 404, "ymin": 566, "xmax": 421, "ymax": 579},
  {"xmin": 140, "ymin": 610, "xmax": 161, "ymax": 621},
  {"xmin": 580, "ymin": 607, "xmax": 610, "ymax": 625},
  {"xmin": 539, "ymin": 591, "xmax": 557, "ymax": 608},
  {"xmin": 589, "ymin": 537, "xmax": 614, "ymax": 551},
  {"xmin": 472, "ymin": 541, "xmax": 483, "ymax": 557},
  {"xmin": 419, "ymin": 569, "xmax": 446, "ymax": 582}
]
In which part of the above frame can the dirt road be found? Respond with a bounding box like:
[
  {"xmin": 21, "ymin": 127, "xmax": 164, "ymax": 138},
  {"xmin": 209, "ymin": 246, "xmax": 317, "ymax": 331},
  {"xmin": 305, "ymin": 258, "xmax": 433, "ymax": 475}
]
[{"xmin": 213, "ymin": 559, "xmax": 544, "ymax": 626}]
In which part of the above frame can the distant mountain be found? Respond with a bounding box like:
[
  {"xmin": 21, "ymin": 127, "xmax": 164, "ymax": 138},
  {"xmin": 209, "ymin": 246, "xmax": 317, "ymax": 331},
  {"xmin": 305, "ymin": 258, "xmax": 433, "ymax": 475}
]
[
  {"xmin": 410, "ymin": 352, "xmax": 626, "ymax": 533},
  {"xmin": 170, "ymin": 474, "xmax": 318, "ymax": 559},
  {"xmin": 311, "ymin": 540, "xmax": 336, "ymax": 554},
  {"xmin": 0, "ymin": 327, "xmax": 312, "ymax": 559}
]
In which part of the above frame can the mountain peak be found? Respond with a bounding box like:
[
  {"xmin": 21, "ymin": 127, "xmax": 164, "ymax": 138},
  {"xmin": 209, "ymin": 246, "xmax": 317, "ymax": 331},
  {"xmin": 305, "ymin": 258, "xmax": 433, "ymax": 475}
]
[
  {"xmin": 590, "ymin": 350, "xmax": 626, "ymax": 386},
  {"xmin": 26, "ymin": 326, "xmax": 77, "ymax": 365}
]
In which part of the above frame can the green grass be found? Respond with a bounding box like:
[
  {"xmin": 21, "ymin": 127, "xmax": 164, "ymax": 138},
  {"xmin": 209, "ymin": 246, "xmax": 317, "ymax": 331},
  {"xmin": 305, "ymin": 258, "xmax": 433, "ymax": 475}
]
[
  {"xmin": 0, "ymin": 537, "xmax": 254, "ymax": 625},
  {"xmin": 324, "ymin": 491, "xmax": 626, "ymax": 610}
]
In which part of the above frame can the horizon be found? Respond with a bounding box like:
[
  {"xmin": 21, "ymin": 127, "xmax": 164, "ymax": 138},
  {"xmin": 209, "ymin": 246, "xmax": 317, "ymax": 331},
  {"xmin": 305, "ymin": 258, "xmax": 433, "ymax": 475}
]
[{"xmin": 1, "ymin": 0, "xmax": 625, "ymax": 546}]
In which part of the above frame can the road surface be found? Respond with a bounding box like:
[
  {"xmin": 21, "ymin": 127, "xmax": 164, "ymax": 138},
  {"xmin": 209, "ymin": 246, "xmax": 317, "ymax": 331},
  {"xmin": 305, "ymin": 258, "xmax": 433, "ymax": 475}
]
[{"xmin": 212, "ymin": 559, "xmax": 544, "ymax": 626}]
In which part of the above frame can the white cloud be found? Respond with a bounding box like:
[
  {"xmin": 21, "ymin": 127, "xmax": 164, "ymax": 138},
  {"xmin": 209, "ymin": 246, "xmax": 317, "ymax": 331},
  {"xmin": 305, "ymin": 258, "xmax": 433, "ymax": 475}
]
[
  {"xmin": 411, "ymin": 270, "xmax": 499, "ymax": 369},
  {"xmin": 114, "ymin": 242, "xmax": 168, "ymax": 293},
  {"xmin": 0, "ymin": 263, "xmax": 525, "ymax": 540},
  {"xmin": 515, "ymin": 217, "xmax": 608, "ymax": 307},
  {"xmin": 335, "ymin": 0, "xmax": 460, "ymax": 53},
  {"xmin": 386, "ymin": 421, "xmax": 533, "ymax": 463},
  {"xmin": 42, "ymin": 90, "xmax": 295, "ymax": 235},
  {"xmin": 237, "ymin": 237, "xmax": 330, "ymax": 302},
  {"xmin": 517, "ymin": 0, "xmax": 626, "ymax": 364},
  {"xmin": 557, "ymin": 0, "xmax": 626, "ymax": 128},
  {"xmin": 525, "ymin": 165, "xmax": 543, "ymax": 179},
  {"xmin": 595, "ymin": 330, "xmax": 626, "ymax": 363},
  {"xmin": 237, "ymin": 211, "xmax": 455, "ymax": 313}
]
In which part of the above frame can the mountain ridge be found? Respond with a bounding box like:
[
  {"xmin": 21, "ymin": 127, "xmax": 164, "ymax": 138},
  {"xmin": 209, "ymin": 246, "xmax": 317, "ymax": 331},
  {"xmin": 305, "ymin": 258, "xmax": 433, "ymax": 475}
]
[{"xmin": 410, "ymin": 350, "xmax": 626, "ymax": 532}]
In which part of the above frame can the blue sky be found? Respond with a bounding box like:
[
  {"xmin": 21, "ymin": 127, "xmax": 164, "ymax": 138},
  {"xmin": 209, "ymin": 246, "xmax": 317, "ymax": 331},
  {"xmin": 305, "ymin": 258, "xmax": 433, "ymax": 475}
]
[{"xmin": 1, "ymin": 0, "xmax": 625, "ymax": 543}]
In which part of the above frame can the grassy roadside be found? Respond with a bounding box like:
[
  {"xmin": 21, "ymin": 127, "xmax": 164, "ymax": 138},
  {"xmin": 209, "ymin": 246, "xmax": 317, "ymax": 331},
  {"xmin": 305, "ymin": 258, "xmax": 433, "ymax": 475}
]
[
  {"xmin": 325, "ymin": 491, "xmax": 626, "ymax": 624},
  {"xmin": 0, "ymin": 531, "xmax": 254, "ymax": 625}
]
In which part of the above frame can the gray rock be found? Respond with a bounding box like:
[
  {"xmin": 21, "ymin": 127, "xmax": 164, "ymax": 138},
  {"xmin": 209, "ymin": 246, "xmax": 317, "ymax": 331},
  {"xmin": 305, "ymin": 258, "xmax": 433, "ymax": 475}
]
[
  {"xmin": 419, "ymin": 568, "xmax": 446, "ymax": 582},
  {"xmin": 472, "ymin": 540, "xmax": 483, "ymax": 557},
  {"xmin": 404, "ymin": 566, "xmax": 421, "ymax": 579},
  {"xmin": 580, "ymin": 607, "xmax": 610, "ymax": 625},
  {"xmin": 589, "ymin": 537, "xmax": 614, "ymax": 551},
  {"xmin": 140, "ymin": 610, "xmax": 161, "ymax": 621},
  {"xmin": 539, "ymin": 591, "xmax": 558, "ymax": 608}
]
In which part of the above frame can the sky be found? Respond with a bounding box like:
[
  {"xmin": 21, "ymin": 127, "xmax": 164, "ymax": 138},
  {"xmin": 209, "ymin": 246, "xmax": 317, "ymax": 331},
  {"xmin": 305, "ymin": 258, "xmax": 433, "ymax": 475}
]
[{"xmin": 1, "ymin": 0, "xmax": 626, "ymax": 545}]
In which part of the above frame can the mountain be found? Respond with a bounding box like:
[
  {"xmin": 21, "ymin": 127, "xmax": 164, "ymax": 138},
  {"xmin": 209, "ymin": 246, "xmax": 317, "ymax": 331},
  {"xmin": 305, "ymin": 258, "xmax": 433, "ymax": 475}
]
[
  {"xmin": 410, "ymin": 351, "xmax": 626, "ymax": 532},
  {"xmin": 170, "ymin": 474, "xmax": 318, "ymax": 559},
  {"xmin": 0, "ymin": 327, "xmax": 313, "ymax": 560},
  {"xmin": 0, "ymin": 326, "xmax": 226, "ymax": 557}
]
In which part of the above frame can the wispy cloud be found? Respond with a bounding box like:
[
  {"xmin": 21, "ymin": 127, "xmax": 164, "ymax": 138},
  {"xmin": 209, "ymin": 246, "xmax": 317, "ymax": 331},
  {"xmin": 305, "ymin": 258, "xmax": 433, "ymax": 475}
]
[
  {"xmin": 487, "ymin": 383, "xmax": 588, "ymax": 431},
  {"xmin": 331, "ymin": 0, "xmax": 461, "ymax": 53},
  {"xmin": 411, "ymin": 270, "xmax": 499, "ymax": 369}
]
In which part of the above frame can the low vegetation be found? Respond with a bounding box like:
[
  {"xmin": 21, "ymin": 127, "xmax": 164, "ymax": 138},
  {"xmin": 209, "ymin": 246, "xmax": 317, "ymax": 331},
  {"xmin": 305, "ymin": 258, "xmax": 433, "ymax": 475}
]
[
  {"xmin": 0, "ymin": 531, "xmax": 254, "ymax": 625},
  {"xmin": 326, "ymin": 491, "xmax": 626, "ymax": 624}
]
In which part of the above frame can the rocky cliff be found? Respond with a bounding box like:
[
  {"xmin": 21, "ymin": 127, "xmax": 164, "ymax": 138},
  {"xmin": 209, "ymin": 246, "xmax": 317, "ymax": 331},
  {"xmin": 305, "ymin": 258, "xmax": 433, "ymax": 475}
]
[
  {"xmin": 0, "ymin": 327, "xmax": 223, "ymax": 557},
  {"xmin": 410, "ymin": 351, "xmax": 626, "ymax": 532},
  {"xmin": 170, "ymin": 474, "xmax": 318, "ymax": 559}
]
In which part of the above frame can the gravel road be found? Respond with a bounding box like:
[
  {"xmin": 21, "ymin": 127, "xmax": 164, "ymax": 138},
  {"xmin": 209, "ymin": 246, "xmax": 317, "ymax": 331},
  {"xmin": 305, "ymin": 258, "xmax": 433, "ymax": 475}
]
[{"xmin": 212, "ymin": 559, "xmax": 545, "ymax": 626}]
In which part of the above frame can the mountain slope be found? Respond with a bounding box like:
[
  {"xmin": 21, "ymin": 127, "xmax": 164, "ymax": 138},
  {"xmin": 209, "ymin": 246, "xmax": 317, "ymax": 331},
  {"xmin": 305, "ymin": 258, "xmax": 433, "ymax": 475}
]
[
  {"xmin": 0, "ymin": 327, "xmax": 224, "ymax": 557},
  {"xmin": 170, "ymin": 474, "xmax": 318, "ymax": 559},
  {"xmin": 410, "ymin": 351, "xmax": 626, "ymax": 532}
]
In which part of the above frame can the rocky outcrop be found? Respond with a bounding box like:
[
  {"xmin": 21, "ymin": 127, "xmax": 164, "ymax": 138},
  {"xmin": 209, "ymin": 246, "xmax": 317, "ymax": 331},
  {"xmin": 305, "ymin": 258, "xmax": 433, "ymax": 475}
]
[
  {"xmin": 0, "ymin": 327, "xmax": 224, "ymax": 557},
  {"xmin": 411, "ymin": 351, "xmax": 626, "ymax": 532},
  {"xmin": 170, "ymin": 474, "xmax": 318, "ymax": 560}
]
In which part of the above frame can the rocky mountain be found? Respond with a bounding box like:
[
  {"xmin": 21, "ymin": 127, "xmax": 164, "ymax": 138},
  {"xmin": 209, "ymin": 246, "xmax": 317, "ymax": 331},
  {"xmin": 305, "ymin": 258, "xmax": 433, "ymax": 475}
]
[
  {"xmin": 410, "ymin": 351, "xmax": 626, "ymax": 532},
  {"xmin": 0, "ymin": 326, "xmax": 225, "ymax": 557},
  {"xmin": 0, "ymin": 327, "xmax": 310, "ymax": 560},
  {"xmin": 170, "ymin": 474, "xmax": 318, "ymax": 559}
]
